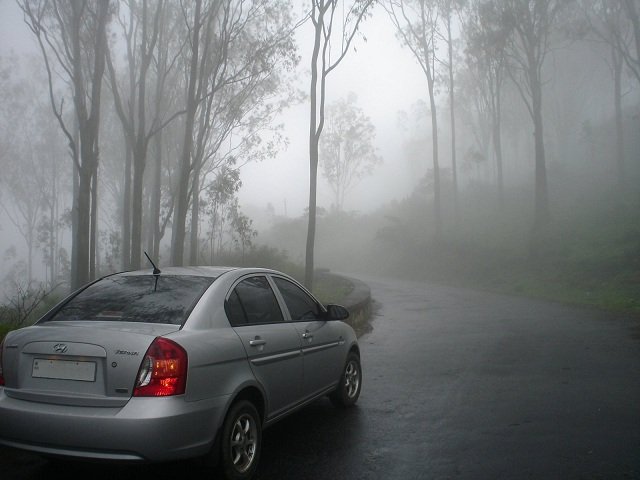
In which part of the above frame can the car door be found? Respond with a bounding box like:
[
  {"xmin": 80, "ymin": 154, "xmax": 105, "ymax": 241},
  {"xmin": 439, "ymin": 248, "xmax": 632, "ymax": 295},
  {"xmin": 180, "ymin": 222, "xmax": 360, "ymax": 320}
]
[
  {"xmin": 270, "ymin": 276, "xmax": 344, "ymax": 400},
  {"xmin": 226, "ymin": 275, "xmax": 303, "ymax": 419}
]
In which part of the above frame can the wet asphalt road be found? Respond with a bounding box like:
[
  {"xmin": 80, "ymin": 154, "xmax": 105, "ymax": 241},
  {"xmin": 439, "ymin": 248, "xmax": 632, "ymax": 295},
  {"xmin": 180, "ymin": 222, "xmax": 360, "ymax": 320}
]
[{"xmin": 1, "ymin": 276, "xmax": 639, "ymax": 479}]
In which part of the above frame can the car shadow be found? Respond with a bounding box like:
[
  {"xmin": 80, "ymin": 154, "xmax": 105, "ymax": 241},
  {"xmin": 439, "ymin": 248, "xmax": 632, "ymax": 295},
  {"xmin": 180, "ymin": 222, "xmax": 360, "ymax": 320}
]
[{"xmin": 256, "ymin": 398, "xmax": 365, "ymax": 479}]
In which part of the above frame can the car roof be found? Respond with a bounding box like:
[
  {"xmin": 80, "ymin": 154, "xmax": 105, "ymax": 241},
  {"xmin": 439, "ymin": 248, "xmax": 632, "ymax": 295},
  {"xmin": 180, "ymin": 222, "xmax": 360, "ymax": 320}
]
[{"xmin": 117, "ymin": 266, "xmax": 238, "ymax": 278}]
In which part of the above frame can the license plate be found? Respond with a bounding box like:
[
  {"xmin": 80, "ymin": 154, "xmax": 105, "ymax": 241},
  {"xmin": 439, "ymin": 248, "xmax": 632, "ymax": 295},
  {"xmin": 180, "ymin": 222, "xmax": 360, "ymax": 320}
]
[{"xmin": 32, "ymin": 358, "xmax": 96, "ymax": 382}]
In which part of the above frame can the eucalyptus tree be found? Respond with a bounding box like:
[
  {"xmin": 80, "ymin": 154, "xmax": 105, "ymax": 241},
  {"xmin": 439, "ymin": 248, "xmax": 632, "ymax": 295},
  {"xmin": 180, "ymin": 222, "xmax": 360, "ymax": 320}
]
[
  {"xmin": 171, "ymin": 0, "xmax": 299, "ymax": 267},
  {"xmin": 229, "ymin": 202, "xmax": 257, "ymax": 264},
  {"xmin": 576, "ymin": 0, "xmax": 629, "ymax": 189},
  {"xmin": 439, "ymin": 0, "xmax": 464, "ymax": 217},
  {"xmin": 305, "ymin": 0, "xmax": 375, "ymax": 289},
  {"xmin": 386, "ymin": 0, "xmax": 444, "ymax": 239},
  {"xmin": 20, "ymin": 0, "xmax": 111, "ymax": 289},
  {"xmin": 320, "ymin": 93, "xmax": 381, "ymax": 211},
  {"xmin": 106, "ymin": 0, "xmax": 167, "ymax": 270},
  {"xmin": 148, "ymin": 1, "xmax": 187, "ymax": 261},
  {"xmin": 499, "ymin": 0, "xmax": 563, "ymax": 254},
  {"xmin": 203, "ymin": 167, "xmax": 241, "ymax": 264},
  {"xmin": 0, "ymin": 123, "xmax": 44, "ymax": 286},
  {"xmin": 0, "ymin": 55, "xmax": 69, "ymax": 287},
  {"xmin": 621, "ymin": 0, "xmax": 640, "ymax": 82},
  {"xmin": 464, "ymin": 0, "xmax": 508, "ymax": 203},
  {"xmin": 186, "ymin": 0, "xmax": 298, "ymax": 266}
]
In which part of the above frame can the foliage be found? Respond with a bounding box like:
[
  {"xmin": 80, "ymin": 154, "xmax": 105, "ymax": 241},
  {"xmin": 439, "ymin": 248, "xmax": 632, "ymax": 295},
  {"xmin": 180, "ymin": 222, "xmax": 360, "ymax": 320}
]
[
  {"xmin": 320, "ymin": 93, "xmax": 382, "ymax": 211},
  {"xmin": 229, "ymin": 203, "xmax": 258, "ymax": 262},
  {"xmin": 0, "ymin": 281, "xmax": 59, "ymax": 328},
  {"xmin": 202, "ymin": 167, "xmax": 243, "ymax": 264}
]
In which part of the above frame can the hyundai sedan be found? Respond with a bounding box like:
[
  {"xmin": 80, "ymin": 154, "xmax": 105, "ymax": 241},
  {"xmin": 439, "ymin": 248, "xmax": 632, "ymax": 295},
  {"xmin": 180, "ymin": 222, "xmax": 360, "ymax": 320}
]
[{"xmin": 0, "ymin": 267, "xmax": 362, "ymax": 479}]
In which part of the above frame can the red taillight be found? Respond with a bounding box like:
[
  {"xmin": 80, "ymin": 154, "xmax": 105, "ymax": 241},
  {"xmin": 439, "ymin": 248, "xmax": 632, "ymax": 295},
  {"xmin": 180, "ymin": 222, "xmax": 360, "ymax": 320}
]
[
  {"xmin": 0, "ymin": 337, "xmax": 5, "ymax": 387},
  {"xmin": 133, "ymin": 337, "xmax": 187, "ymax": 397}
]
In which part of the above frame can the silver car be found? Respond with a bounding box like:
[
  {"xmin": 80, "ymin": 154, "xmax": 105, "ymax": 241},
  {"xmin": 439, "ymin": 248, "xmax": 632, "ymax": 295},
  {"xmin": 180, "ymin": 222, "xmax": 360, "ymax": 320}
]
[{"xmin": 0, "ymin": 267, "xmax": 362, "ymax": 479}]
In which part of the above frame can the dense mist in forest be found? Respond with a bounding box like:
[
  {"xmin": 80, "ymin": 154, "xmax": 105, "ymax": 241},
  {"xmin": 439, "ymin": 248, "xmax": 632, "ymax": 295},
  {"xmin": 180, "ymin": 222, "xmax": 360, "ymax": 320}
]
[{"xmin": 1, "ymin": 0, "xmax": 639, "ymax": 319}]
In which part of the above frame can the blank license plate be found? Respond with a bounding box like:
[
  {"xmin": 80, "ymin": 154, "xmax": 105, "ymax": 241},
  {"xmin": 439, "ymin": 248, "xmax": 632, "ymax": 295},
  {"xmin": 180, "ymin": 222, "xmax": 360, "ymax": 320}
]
[{"xmin": 32, "ymin": 358, "xmax": 96, "ymax": 382}]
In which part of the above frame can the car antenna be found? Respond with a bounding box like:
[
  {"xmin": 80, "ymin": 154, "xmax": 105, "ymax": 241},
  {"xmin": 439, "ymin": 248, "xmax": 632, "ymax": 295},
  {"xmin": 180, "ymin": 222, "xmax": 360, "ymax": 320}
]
[
  {"xmin": 144, "ymin": 252, "xmax": 161, "ymax": 292},
  {"xmin": 144, "ymin": 251, "xmax": 161, "ymax": 275}
]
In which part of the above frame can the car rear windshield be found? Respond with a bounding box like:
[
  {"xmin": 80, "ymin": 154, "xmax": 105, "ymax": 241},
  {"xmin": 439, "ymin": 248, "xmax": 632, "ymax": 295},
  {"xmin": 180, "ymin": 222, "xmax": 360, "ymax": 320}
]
[{"xmin": 42, "ymin": 275, "xmax": 216, "ymax": 325}]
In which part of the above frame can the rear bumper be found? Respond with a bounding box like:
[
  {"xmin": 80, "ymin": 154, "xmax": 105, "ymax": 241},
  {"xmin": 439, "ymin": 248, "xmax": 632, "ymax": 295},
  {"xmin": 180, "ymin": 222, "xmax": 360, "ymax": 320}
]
[{"xmin": 0, "ymin": 389, "xmax": 229, "ymax": 462}]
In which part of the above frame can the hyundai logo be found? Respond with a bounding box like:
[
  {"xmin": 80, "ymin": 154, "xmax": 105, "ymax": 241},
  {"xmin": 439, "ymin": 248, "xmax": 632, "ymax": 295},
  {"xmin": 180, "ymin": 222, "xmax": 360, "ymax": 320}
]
[{"xmin": 53, "ymin": 343, "xmax": 68, "ymax": 354}]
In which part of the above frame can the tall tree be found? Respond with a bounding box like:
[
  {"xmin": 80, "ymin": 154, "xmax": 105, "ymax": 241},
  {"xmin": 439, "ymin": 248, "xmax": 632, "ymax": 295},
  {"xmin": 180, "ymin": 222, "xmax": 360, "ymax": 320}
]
[
  {"xmin": 577, "ymin": 0, "xmax": 630, "ymax": 189},
  {"xmin": 21, "ymin": 0, "xmax": 111, "ymax": 289},
  {"xmin": 186, "ymin": 0, "xmax": 298, "ymax": 266},
  {"xmin": 148, "ymin": 0, "xmax": 187, "ymax": 262},
  {"xmin": 305, "ymin": 0, "xmax": 375, "ymax": 289},
  {"xmin": 170, "ymin": 0, "xmax": 205, "ymax": 266},
  {"xmin": 439, "ymin": 0, "xmax": 461, "ymax": 217},
  {"xmin": 621, "ymin": 0, "xmax": 640, "ymax": 82},
  {"xmin": 106, "ymin": 0, "xmax": 175, "ymax": 270},
  {"xmin": 465, "ymin": 0, "xmax": 508, "ymax": 203},
  {"xmin": 500, "ymin": 0, "xmax": 562, "ymax": 254},
  {"xmin": 387, "ymin": 0, "xmax": 444, "ymax": 240},
  {"xmin": 320, "ymin": 93, "xmax": 381, "ymax": 211}
]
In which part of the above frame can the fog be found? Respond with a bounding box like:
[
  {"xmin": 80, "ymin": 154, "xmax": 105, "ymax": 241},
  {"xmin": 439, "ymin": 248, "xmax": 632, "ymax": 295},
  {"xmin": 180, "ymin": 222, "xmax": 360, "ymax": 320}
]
[{"xmin": 0, "ymin": 1, "xmax": 639, "ymax": 314}]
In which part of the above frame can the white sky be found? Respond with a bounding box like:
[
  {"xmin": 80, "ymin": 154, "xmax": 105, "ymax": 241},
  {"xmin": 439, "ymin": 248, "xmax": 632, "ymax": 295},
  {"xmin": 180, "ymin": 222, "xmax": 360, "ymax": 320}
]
[{"xmin": 238, "ymin": 5, "xmax": 428, "ymax": 216}]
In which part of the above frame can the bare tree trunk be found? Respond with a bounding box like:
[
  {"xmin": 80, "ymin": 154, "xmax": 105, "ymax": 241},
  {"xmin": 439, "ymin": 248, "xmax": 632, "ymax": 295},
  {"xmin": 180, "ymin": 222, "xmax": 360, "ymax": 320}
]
[
  {"xmin": 27, "ymin": 233, "xmax": 33, "ymax": 286},
  {"xmin": 71, "ymin": 121, "xmax": 80, "ymax": 290},
  {"xmin": 122, "ymin": 139, "xmax": 132, "ymax": 269},
  {"xmin": 428, "ymin": 78, "xmax": 442, "ymax": 238},
  {"xmin": 89, "ymin": 165, "xmax": 98, "ymax": 280},
  {"xmin": 493, "ymin": 86, "xmax": 504, "ymax": 205},
  {"xmin": 49, "ymin": 160, "xmax": 57, "ymax": 285},
  {"xmin": 131, "ymin": 155, "xmax": 145, "ymax": 269},
  {"xmin": 305, "ymin": 139, "xmax": 319, "ymax": 287},
  {"xmin": 171, "ymin": 0, "xmax": 202, "ymax": 267},
  {"xmin": 304, "ymin": 2, "xmax": 325, "ymax": 290},
  {"xmin": 613, "ymin": 45, "xmax": 625, "ymax": 189},
  {"xmin": 189, "ymin": 165, "xmax": 201, "ymax": 265},
  {"xmin": 75, "ymin": 164, "xmax": 92, "ymax": 287},
  {"xmin": 530, "ymin": 79, "xmax": 549, "ymax": 257},
  {"xmin": 150, "ymin": 131, "xmax": 162, "ymax": 260},
  {"xmin": 446, "ymin": 8, "xmax": 458, "ymax": 221},
  {"xmin": 130, "ymin": 0, "xmax": 155, "ymax": 271}
]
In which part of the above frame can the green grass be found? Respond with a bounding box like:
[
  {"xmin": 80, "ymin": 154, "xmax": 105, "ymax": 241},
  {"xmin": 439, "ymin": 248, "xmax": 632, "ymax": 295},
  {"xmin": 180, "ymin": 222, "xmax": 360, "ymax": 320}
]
[
  {"xmin": 312, "ymin": 273, "xmax": 354, "ymax": 305},
  {"xmin": 384, "ymin": 187, "xmax": 640, "ymax": 317},
  {"xmin": 0, "ymin": 323, "xmax": 13, "ymax": 342}
]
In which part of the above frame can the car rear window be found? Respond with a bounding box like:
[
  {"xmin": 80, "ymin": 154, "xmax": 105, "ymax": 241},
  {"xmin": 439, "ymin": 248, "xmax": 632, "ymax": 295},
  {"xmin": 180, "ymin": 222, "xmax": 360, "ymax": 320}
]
[{"xmin": 42, "ymin": 275, "xmax": 215, "ymax": 325}]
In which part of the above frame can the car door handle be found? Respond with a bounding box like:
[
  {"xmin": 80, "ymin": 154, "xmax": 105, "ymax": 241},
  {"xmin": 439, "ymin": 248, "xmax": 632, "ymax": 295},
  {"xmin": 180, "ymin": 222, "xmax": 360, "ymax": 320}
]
[
  {"xmin": 249, "ymin": 339, "xmax": 266, "ymax": 347},
  {"xmin": 302, "ymin": 332, "xmax": 313, "ymax": 340}
]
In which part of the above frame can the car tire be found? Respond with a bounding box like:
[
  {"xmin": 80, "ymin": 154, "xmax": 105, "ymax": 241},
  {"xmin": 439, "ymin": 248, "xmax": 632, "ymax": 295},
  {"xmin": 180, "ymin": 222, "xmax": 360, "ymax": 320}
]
[
  {"xmin": 218, "ymin": 400, "xmax": 262, "ymax": 480},
  {"xmin": 330, "ymin": 352, "xmax": 362, "ymax": 407}
]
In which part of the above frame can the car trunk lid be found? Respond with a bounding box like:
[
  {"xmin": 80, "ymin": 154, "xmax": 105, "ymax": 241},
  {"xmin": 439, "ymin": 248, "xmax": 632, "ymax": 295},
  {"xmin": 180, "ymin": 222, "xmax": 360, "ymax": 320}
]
[{"xmin": 2, "ymin": 322, "xmax": 180, "ymax": 407}]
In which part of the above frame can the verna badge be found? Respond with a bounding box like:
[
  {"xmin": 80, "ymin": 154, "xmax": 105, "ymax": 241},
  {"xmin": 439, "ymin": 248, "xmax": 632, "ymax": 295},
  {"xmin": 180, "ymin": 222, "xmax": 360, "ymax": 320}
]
[{"xmin": 53, "ymin": 343, "xmax": 68, "ymax": 354}]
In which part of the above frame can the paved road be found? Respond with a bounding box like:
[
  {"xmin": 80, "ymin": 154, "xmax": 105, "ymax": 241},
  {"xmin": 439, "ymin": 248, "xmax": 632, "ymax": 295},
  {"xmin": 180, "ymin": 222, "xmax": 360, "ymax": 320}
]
[{"xmin": 2, "ymin": 276, "xmax": 639, "ymax": 479}]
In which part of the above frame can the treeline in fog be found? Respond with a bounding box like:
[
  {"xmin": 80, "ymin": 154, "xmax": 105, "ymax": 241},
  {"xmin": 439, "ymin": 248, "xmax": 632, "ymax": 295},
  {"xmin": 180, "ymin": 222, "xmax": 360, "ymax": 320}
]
[{"xmin": 1, "ymin": 0, "xmax": 639, "ymax": 325}]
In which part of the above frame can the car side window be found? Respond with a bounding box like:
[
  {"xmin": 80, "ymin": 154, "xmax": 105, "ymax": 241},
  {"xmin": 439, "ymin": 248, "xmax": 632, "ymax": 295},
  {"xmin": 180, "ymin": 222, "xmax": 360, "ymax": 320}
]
[
  {"xmin": 273, "ymin": 277, "xmax": 322, "ymax": 321},
  {"xmin": 225, "ymin": 276, "xmax": 284, "ymax": 326}
]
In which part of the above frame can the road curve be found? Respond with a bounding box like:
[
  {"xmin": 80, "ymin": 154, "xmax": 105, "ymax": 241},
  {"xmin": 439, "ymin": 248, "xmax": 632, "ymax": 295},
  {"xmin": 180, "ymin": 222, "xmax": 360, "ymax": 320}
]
[{"xmin": 1, "ymin": 275, "xmax": 639, "ymax": 479}]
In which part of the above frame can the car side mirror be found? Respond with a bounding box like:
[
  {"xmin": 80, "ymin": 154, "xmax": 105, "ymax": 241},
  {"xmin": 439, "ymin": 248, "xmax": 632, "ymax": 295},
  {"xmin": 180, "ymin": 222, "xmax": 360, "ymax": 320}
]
[{"xmin": 325, "ymin": 304, "xmax": 349, "ymax": 321}]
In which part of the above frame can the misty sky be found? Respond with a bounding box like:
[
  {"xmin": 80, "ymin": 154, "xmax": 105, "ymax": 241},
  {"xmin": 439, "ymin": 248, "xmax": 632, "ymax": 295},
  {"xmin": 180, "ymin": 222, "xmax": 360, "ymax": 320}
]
[{"xmin": 0, "ymin": 1, "xmax": 429, "ymax": 219}]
